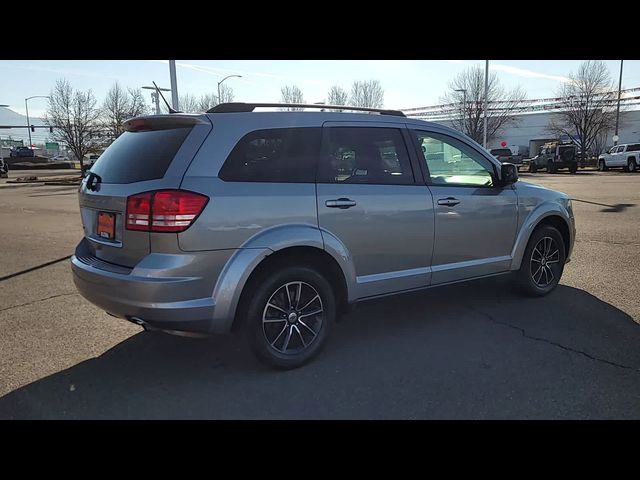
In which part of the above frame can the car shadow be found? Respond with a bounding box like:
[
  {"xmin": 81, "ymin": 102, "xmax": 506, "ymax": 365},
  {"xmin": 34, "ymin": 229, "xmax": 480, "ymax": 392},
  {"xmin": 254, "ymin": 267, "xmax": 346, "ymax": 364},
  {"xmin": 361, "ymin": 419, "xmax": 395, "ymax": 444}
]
[
  {"xmin": 1, "ymin": 277, "xmax": 639, "ymax": 419},
  {"xmin": 572, "ymin": 198, "xmax": 636, "ymax": 213}
]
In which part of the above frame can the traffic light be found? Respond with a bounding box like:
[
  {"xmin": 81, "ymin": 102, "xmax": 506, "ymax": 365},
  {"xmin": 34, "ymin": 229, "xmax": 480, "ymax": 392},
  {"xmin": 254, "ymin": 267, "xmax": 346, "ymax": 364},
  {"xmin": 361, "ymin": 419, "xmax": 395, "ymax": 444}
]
[{"xmin": 30, "ymin": 125, "xmax": 35, "ymax": 132}]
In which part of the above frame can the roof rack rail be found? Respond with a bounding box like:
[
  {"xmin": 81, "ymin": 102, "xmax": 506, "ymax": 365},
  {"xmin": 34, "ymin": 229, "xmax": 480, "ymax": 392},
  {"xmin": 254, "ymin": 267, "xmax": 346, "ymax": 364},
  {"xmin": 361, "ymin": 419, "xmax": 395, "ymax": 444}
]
[{"xmin": 207, "ymin": 102, "xmax": 406, "ymax": 117}]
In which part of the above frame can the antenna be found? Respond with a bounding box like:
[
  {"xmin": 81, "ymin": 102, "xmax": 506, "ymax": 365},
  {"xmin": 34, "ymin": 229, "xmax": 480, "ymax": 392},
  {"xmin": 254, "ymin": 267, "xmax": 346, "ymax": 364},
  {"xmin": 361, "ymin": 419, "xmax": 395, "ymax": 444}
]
[{"xmin": 153, "ymin": 81, "xmax": 180, "ymax": 114}]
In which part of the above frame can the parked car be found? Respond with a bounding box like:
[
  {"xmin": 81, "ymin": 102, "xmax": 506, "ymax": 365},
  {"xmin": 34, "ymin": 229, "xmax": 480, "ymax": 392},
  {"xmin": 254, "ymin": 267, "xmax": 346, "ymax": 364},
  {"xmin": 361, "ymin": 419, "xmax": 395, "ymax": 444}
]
[
  {"xmin": 71, "ymin": 104, "xmax": 576, "ymax": 368},
  {"xmin": 50, "ymin": 154, "xmax": 69, "ymax": 162},
  {"xmin": 82, "ymin": 154, "xmax": 101, "ymax": 173},
  {"xmin": 529, "ymin": 141, "xmax": 578, "ymax": 173},
  {"xmin": 490, "ymin": 148, "xmax": 524, "ymax": 167},
  {"xmin": 597, "ymin": 143, "xmax": 640, "ymax": 172},
  {"xmin": 9, "ymin": 147, "xmax": 35, "ymax": 158}
]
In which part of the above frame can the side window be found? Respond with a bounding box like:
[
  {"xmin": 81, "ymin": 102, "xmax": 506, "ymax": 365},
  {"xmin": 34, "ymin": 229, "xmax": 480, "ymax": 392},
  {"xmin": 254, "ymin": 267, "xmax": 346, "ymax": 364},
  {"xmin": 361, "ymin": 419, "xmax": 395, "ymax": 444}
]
[
  {"xmin": 413, "ymin": 130, "xmax": 496, "ymax": 187},
  {"xmin": 218, "ymin": 127, "xmax": 321, "ymax": 183},
  {"xmin": 614, "ymin": 146, "xmax": 622, "ymax": 154},
  {"xmin": 626, "ymin": 144, "xmax": 640, "ymax": 152},
  {"xmin": 318, "ymin": 127, "xmax": 414, "ymax": 185}
]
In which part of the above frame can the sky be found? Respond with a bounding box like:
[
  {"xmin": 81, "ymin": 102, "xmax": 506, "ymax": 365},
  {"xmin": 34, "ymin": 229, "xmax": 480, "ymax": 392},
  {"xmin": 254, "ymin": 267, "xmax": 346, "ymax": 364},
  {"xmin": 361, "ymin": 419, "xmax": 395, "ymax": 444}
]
[{"xmin": 0, "ymin": 60, "xmax": 639, "ymax": 119}]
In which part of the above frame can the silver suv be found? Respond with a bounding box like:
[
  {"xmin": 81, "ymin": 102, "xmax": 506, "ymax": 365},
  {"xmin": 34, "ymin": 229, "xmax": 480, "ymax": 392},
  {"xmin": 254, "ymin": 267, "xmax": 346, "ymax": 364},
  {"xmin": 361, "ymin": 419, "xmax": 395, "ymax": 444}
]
[{"xmin": 71, "ymin": 103, "xmax": 576, "ymax": 368}]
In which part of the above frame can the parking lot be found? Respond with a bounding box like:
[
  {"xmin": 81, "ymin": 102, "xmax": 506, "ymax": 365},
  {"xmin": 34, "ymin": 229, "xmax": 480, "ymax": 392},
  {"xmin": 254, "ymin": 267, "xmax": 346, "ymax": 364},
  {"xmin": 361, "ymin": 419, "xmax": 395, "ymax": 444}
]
[{"xmin": 0, "ymin": 169, "xmax": 639, "ymax": 419}]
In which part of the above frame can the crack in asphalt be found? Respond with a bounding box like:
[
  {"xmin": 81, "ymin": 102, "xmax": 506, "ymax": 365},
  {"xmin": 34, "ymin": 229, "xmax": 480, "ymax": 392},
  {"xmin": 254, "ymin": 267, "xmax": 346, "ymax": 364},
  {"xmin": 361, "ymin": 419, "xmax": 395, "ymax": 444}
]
[
  {"xmin": 0, "ymin": 292, "xmax": 79, "ymax": 314},
  {"xmin": 466, "ymin": 305, "xmax": 640, "ymax": 373}
]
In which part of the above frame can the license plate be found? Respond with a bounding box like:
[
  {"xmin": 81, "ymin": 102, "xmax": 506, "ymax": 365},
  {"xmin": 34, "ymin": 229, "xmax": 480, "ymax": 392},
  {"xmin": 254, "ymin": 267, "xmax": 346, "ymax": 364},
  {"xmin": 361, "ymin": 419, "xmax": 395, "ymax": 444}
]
[{"xmin": 97, "ymin": 212, "xmax": 115, "ymax": 240}]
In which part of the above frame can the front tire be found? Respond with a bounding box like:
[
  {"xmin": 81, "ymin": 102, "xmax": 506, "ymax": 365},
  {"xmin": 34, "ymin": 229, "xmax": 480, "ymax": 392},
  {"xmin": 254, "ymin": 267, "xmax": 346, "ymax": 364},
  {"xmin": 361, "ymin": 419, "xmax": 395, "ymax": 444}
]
[
  {"xmin": 243, "ymin": 265, "xmax": 335, "ymax": 369},
  {"xmin": 598, "ymin": 160, "xmax": 608, "ymax": 171},
  {"xmin": 568, "ymin": 162, "xmax": 578, "ymax": 174},
  {"xmin": 547, "ymin": 160, "xmax": 556, "ymax": 174},
  {"xmin": 514, "ymin": 225, "xmax": 566, "ymax": 297},
  {"xmin": 530, "ymin": 162, "xmax": 538, "ymax": 173}
]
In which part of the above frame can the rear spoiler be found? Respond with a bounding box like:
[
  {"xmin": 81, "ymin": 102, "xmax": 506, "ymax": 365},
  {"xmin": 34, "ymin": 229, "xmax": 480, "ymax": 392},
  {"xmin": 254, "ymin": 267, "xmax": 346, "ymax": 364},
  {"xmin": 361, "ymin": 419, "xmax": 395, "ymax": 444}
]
[{"xmin": 123, "ymin": 115, "xmax": 210, "ymax": 132}]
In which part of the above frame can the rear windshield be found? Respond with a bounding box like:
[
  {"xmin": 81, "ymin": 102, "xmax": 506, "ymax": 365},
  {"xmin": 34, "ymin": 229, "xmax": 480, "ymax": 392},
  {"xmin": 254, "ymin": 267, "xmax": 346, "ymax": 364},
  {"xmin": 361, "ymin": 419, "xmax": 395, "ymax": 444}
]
[
  {"xmin": 90, "ymin": 127, "xmax": 192, "ymax": 184},
  {"xmin": 490, "ymin": 149, "xmax": 512, "ymax": 156}
]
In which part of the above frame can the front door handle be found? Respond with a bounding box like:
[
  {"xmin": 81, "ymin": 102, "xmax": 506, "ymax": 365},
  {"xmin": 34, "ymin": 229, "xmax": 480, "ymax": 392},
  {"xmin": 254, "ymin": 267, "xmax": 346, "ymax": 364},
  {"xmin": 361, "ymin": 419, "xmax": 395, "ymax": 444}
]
[
  {"xmin": 437, "ymin": 197, "xmax": 460, "ymax": 207},
  {"xmin": 325, "ymin": 198, "xmax": 357, "ymax": 209}
]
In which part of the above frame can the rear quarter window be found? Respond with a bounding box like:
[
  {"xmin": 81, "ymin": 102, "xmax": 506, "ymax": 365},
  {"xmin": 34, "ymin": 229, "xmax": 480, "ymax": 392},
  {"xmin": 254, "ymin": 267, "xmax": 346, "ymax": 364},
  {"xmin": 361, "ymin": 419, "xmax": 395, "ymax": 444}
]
[
  {"xmin": 219, "ymin": 128, "xmax": 321, "ymax": 183},
  {"xmin": 90, "ymin": 127, "xmax": 192, "ymax": 184}
]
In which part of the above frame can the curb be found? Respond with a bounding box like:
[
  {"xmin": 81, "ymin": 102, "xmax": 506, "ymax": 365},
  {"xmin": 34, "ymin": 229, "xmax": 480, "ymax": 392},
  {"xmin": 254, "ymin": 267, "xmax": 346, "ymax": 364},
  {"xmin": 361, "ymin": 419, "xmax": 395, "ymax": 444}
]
[{"xmin": 0, "ymin": 182, "xmax": 45, "ymax": 189}]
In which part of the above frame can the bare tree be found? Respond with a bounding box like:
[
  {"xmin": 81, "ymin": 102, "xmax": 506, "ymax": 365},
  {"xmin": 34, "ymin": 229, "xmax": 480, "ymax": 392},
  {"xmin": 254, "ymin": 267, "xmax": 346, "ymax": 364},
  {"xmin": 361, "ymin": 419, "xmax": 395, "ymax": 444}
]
[
  {"xmin": 127, "ymin": 87, "xmax": 148, "ymax": 118},
  {"xmin": 197, "ymin": 93, "xmax": 218, "ymax": 112},
  {"xmin": 327, "ymin": 85, "xmax": 348, "ymax": 107},
  {"xmin": 179, "ymin": 93, "xmax": 200, "ymax": 113},
  {"xmin": 280, "ymin": 85, "xmax": 305, "ymax": 110},
  {"xmin": 45, "ymin": 79, "xmax": 101, "ymax": 172},
  {"xmin": 101, "ymin": 83, "xmax": 149, "ymax": 141},
  {"xmin": 443, "ymin": 66, "xmax": 526, "ymax": 144},
  {"xmin": 218, "ymin": 84, "xmax": 235, "ymax": 104},
  {"xmin": 350, "ymin": 80, "xmax": 384, "ymax": 108},
  {"xmin": 546, "ymin": 60, "xmax": 618, "ymax": 162},
  {"xmin": 591, "ymin": 129, "xmax": 610, "ymax": 158}
]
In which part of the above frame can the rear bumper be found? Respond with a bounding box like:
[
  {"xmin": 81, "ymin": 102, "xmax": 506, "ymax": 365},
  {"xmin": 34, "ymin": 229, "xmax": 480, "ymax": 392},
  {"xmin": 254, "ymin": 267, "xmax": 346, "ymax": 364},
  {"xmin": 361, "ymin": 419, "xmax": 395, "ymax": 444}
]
[{"xmin": 71, "ymin": 239, "xmax": 235, "ymax": 334}]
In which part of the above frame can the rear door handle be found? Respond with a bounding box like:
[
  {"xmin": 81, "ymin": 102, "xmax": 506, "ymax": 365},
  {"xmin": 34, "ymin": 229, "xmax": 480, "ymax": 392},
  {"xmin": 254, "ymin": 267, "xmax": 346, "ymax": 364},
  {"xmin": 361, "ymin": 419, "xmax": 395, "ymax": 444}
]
[
  {"xmin": 325, "ymin": 198, "xmax": 357, "ymax": 209},
  {"xmin": 437, "ymin": 197, "xmax": 460, "ymax": 207}
]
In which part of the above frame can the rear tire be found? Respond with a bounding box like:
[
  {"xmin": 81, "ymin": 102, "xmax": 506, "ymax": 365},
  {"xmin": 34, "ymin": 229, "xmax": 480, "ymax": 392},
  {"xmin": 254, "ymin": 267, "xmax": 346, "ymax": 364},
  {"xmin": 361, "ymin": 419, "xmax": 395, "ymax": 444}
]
[
  {"xmin": 514, "ymin": 225, "xmax": 566, "ymax": 297},
  {"xmin": 568, "ymin": 162, "xmax": 578, "ymax": 174},
  {"xmin": 627, "ymin": 158, "xmax": 637, "ymax": 172},
  {"xmin": 242, "ymin": 265, "xmax": 335, "ymax": 369},
  {"xmin": 547, "ymin": 161, "xmax": 556, "ymax": 174},
  {"xmin": 530, "ymin": 162, "xmax": 538, "ymax": 173}
]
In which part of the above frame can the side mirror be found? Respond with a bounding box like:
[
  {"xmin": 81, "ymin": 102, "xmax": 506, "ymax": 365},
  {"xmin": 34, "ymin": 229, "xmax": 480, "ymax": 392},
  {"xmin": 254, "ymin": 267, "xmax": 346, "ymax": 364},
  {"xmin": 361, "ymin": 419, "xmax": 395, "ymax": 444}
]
[{"xmin": 500, "ymin": 163, "xmax": 518, "ymax": 186}]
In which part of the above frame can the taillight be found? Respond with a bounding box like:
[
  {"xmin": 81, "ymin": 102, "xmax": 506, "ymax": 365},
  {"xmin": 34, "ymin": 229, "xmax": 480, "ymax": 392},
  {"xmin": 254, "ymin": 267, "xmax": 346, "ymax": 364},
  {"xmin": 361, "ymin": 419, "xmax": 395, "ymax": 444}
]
[
  {"xmin": 126, "ymin": 190, "xmax": 208, "ymax": 233},
  {"xmin": 126, "ymin": 192, "xmax": 153, "ymax": 231}
]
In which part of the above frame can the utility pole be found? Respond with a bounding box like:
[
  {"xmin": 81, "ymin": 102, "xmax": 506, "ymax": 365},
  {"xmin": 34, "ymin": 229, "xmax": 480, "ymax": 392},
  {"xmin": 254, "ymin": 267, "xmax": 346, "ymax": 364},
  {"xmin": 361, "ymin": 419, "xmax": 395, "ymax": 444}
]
[
  {"xmin": 169, "ymin": 60, "xmax": 179, "ymax": 111},
  {"xmin": 25, "ymin": 95, "xmax": 49, "ymax": 148},
  {"xmin": 483, "ymin": 60, "xmax": 489, "ymax": 148},
  {"xmin": 614, "ymin": 59, "xmax": 624, "ymax": 145},
  {"xmin": 142, "ymin": 85, "xmax": 171, "ymax": 114}
]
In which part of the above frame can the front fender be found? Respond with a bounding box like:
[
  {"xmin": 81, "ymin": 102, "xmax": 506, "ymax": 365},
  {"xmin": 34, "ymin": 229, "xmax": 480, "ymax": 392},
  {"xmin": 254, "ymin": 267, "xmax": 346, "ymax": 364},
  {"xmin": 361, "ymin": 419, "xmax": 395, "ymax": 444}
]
[{"xmin": 510, "ymin": 202, "xmax": 573, "ymax": 270}]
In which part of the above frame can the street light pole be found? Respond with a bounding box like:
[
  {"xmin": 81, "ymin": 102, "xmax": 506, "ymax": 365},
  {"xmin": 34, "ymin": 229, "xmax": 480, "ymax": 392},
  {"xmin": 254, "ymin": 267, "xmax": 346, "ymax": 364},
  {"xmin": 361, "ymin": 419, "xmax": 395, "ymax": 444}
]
[
  {"xmin": 483, "ymin": 60, "xmax": 489, "ymax": 148},
  {"xmin": 614, "ymin": 59, "xmax": 624, "ymax": 145},
  {"xmin": 25, "ymin": 95, "xmax": 50, "ymax": 148},
  {"xmin": 169, "ymin": 60, "xmax": 179, "ymax": 111},
  {"xmin": 454, "ymin": 88, "xmax": 467, "ymax": 135},
  {"xmin": 217, "ymin": 75, "xmax": 242, "ymax": 104}
]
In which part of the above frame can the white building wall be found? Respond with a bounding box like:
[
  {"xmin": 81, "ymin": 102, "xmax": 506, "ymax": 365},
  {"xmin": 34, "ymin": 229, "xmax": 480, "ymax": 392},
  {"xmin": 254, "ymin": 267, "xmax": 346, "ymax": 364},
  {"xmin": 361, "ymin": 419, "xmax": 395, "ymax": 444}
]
[{"xmin": 433, "ymin": 109, "xmax": 640, "ymax": 154}]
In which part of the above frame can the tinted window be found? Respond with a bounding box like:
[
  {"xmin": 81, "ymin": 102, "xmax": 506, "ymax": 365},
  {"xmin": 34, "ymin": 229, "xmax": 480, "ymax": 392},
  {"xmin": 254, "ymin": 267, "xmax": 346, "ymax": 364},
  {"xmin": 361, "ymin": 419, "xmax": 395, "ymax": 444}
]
[
  {"xmin": 626, "ymin": 144, "xmax": 640, "ymax": 152},
  {"xmin": 318, "ymin": 127, "xmax": 414, "ymax": 185},
  {"xmin": 414, "ymin": 130, "xmax": 495, "ymax": 187},
  {"xmin": 91, "ymin": 128, "xmax": 192, "ymax": 184},
  {"xmin": 219, "ymin": 128, "xmax": 321, "ymax": 183}
]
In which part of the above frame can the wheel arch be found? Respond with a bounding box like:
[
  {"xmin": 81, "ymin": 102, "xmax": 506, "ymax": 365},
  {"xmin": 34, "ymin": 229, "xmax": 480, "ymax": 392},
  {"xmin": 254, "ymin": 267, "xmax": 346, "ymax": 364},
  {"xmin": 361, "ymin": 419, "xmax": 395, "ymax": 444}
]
[
  {"xmin": 209, "ymin": 224, "xmax": 355, "ymax": 333},
  {"xmin": 511, "ymin": 206, "xmax": 573, "ymax": 270}
]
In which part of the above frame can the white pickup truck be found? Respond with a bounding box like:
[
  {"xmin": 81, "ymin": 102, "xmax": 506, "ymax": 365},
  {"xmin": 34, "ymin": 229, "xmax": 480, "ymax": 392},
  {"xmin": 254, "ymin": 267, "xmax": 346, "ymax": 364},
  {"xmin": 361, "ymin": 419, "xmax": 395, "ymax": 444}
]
[{"xmin": 598, "ymin": 143, "xmax": 640, "ymax": 172}]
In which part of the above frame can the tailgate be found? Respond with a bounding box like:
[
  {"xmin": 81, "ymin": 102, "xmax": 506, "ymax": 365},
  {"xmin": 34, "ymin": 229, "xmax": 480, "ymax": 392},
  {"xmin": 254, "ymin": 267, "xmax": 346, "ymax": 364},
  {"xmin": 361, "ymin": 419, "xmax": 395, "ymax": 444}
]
[{"xmin": 78, "ymin": 115, "xmax": 212, "ymax": 268}]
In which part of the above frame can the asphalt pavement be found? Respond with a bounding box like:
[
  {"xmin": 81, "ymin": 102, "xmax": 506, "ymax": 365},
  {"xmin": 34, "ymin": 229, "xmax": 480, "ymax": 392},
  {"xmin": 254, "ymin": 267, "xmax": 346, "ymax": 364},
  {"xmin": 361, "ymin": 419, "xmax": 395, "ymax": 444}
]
[{"xmin": 0, "ymin": 170, "xmax": 639, "ymax": 419}]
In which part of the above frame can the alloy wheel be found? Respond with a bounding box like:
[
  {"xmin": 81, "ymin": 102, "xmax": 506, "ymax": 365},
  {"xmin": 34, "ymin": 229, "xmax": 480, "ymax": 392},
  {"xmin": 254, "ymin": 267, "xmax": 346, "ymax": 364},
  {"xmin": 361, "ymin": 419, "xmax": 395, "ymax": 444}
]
[
  {"xmin": 530, "ymin": 236, "xmax": 561, "ymax": 288},
  {"xmin": 262, "ymin": 281, "xmax": 324, "ymax": 355}
]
